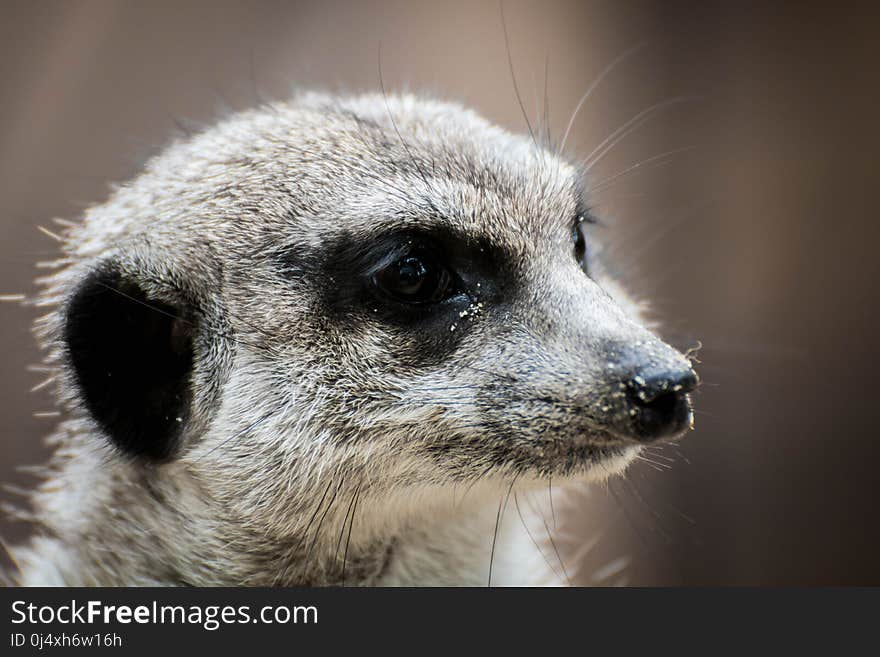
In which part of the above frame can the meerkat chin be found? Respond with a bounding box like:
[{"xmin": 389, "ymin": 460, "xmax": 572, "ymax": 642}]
[{"xmin": 9, "ymin": 92, "xmax": 697, "ymax": 586}]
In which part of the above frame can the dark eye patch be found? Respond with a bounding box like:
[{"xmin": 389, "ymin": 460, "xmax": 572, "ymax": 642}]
[
  {"xmin": 267, "ymin": 224, "xmax": 519, "ymax": 368},
  {"xmin": 276, "ymin": 225, "xmax": 513, "ymax": 319}
]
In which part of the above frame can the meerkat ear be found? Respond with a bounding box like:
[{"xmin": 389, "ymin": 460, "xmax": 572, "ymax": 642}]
[{"xmin": 63, "ymin": 264, "xmax": 195, "ymax": 461}]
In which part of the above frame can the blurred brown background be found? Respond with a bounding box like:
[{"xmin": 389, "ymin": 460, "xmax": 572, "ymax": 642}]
[{"xmin": 2, "ymin": 0, "xmax": 879, "ymax": 585}]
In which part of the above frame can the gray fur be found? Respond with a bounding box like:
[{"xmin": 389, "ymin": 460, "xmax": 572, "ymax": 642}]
[{"xmin": 8, "ymin": 93, "xmax": 695, "ymax": 586}]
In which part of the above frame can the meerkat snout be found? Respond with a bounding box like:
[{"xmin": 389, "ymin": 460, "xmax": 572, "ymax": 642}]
[
  {"xmin": 606, "ymin": 345, "xmax": 698, "ymax": 442},
  {"xmin": 10, "ymin": 92, "xmax": 698, "ymax": 586}
]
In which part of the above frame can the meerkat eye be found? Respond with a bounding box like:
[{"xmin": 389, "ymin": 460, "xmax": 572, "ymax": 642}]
[
  {"xmin": 373, "ymin": 249, "xmax": 454, "ymax": 304},
  {"xmin": 573, "ymin": 216, "xmax": 590, "ymax": 275}
]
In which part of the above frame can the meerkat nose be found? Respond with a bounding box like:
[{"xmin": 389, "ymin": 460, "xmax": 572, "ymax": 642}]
[{"xmin": 623, "ymin": 366, "xmax": 698, "ymax": 442}]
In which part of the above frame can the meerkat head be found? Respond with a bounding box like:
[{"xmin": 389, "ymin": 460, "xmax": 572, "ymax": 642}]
[{"xmin": 46, "ymin": 92, "xmax": 696, "ymax": 535}]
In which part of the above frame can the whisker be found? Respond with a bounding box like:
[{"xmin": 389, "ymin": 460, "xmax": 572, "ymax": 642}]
[
  {"xmin": 341, "ymin": 484, "xmax": 362, "ymax": 586},
  {"xmin": 336, "ymin": 485, "xmax": 359, "ymax": 561},
  {"xmin": 559, "ymin": 40, "xmax": 649, "ymax": 154},
  {"xmin": 194, "ymin": 411, "xmax": 275, "ymax": 462},
  {"xmin": 635, "ymin": 455, "xmax": 671, "ymax": 472},
  {"xmin": 377, "ymin": 43, "xmax": 434, "ymax": 192},
  {"xmin": 621, "ymin": 476, "xmax": 673, "ymax": 543},
  {"xmin": 304, "ymin": 479, "xmax": 343, "ymax": 568},
  {"xmin": 458, "ymin": 362, "xmax": 520, "ymax": 384},
  {"xmin": 513, "ymin": 491, "xmax": 562, "ymax": 583},
  {"xmin": 488, "ymin": 477, "xmax": 517, "ymax": 587},
  {"xmin": 582, "ymin": 96, "xmax": 697, "ymax": 172},
  {"xmin": 589, "ymin": 146, "xmax": 695, "ymax": 194},
  {"xmin": 606, "ymin": 479, "xmax": 652, "ymax": 548},
  {"xmin": 273, "ymin": 479, "xmax": 335, "ymax": 586},
  {"xmin": 499, "ymin": 0, "xmax": 537, "ymax": 149},
  {"xmin": 528, "ymin": 493, "xmax": 570, "ymax": 585},
  {"xmin": 487, "ymin": 495, "xmax": 504, "ymax": 587}
]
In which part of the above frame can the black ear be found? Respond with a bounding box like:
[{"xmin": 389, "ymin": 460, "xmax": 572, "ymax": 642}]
[{"xmin": 64, "ymin": 265, "xmax": 195, "ymax": 461}]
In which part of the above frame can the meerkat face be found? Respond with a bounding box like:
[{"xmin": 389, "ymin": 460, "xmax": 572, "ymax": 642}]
[{"xmin": 53, "ymin": 93, "xmax": 696, "ymax": 510}]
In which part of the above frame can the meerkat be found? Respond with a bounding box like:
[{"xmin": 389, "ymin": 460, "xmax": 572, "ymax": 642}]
[{"xmin": 5, "ymin": 92, "xmax": 697, "ymax": 586}]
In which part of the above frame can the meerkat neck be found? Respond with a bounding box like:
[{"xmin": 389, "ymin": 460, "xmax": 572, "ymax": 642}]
[{"xmin": 17, "ymin": 438, "xmax": 537, "ymax": 586}]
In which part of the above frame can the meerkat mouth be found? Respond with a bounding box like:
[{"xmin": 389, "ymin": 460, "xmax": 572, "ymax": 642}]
[
  {"xmin": 529, "ymin": 441, "xmax": 641, "ymax": 482},
  {"xmin": 492, "ymin": 410, "xmax": 693, "ymax": 477}
]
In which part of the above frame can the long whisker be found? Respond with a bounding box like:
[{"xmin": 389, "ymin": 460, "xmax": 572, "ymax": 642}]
[
  {"xmin": 377, "ymin": 43, "xmax": 434, "ymax": 192},
  {"xmin": 589, "ymin": 146, "xmax": 695, "ymax": 194},
  {"xmin": 513, "ymin": 491, "xmax": 562, "ymax": 582},
  {"xmin": 620, "ymin": 475, "xmax": 673, "ymax": 543},
  {"xmin": 304, "ymin": 480, "xmax": 343, "ymax": 567},
  {"xmin": 527, "ymin": 493, "xmax": 570, "ymax": 585},
  {"xmin": 488, "ymin": 477, "xmax": 517, "ymax": 587},
  {"xmin": 499, "ymin": 0, "xmax": 537, "ymax": 149},
  {"xmin": 559, "ymin": 40, "xmax": 648, "ymax": 154},
  {"xmin": 194, "ymin": 410, "xmax": 276, "ymax": 462},
  {"xmin": 606, "ymin": 478, "xmax": 658, "ymax": 546},
  {"xmin": 341, "ymin": 484, "xmax": 362, "ymax": 586},
  {"xmin": 582, "ymin": 97, "xmax": 697, "ymax": 172},
  {"xmin": 488, "ymin": 495, "xmax": 504, "ymax": 587},
  {"xmin": 273, "ymin": 479, "xmax": 335, "ymax": 586}
]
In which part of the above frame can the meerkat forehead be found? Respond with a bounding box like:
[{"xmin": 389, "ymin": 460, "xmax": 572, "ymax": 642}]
[{"xmin": 71, "ymin": 93, "xmax": 581, "ymax": 264}]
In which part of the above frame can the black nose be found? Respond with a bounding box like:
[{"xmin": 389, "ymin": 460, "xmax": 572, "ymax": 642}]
[{"xmin": 624, "ymin": 367, "xmax": 698, "ymax": 442}]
